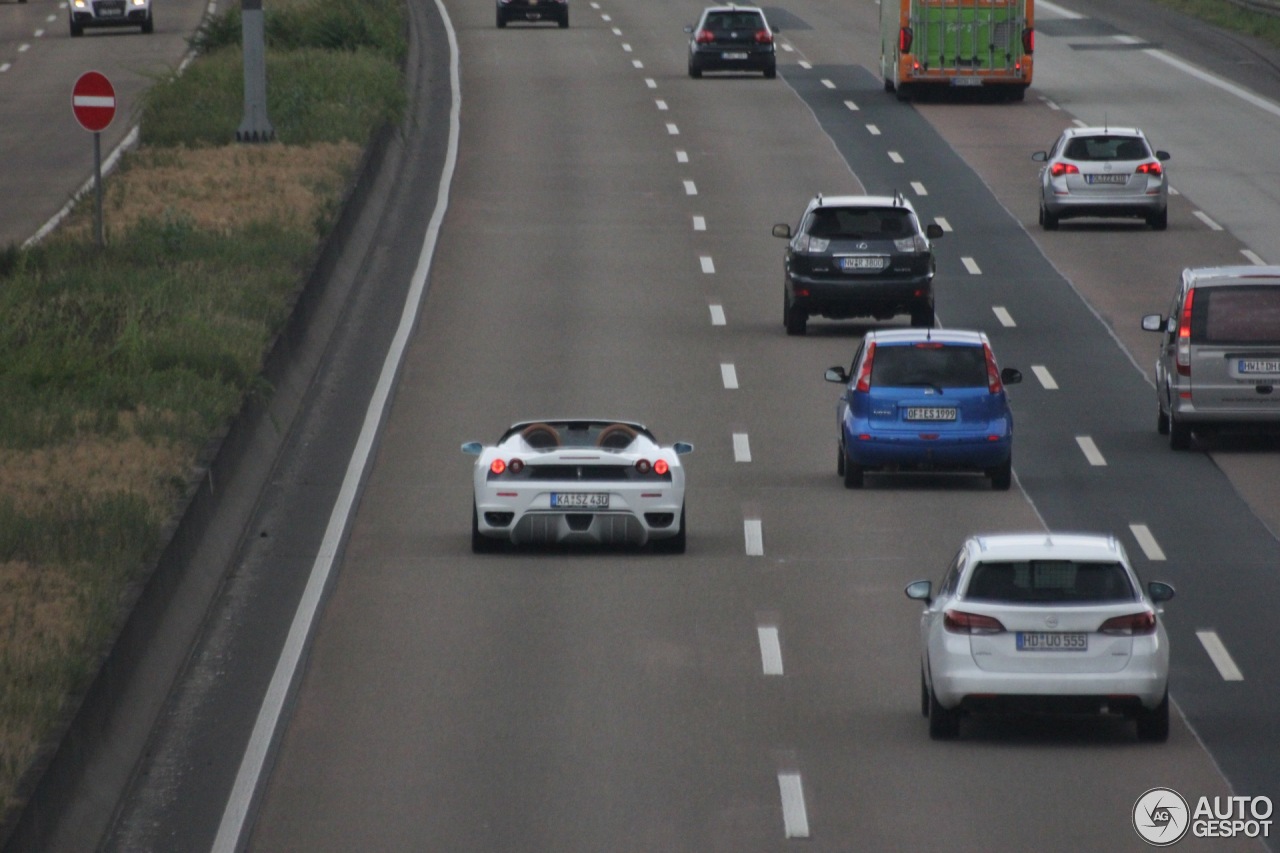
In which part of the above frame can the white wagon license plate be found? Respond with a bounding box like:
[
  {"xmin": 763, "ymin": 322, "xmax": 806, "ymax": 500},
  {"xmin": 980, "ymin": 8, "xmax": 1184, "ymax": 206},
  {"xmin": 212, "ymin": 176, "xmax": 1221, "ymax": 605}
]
[
  {"xmin": 905, "ymin": 407, "xmax": 957, "ymax": 421},
  {"xmin": 722, "ymin": 51, "xmax": 748, "ymax": 60},
  {"xmin": 551, "ymin": 492, "xmax": 610, "ymax": 509},
  {"xmin": 1086, "ymin": 174, "xmax": 1127, "ymax": 184},
  {"xmin": 1017, "ymin": 632, "xmax": 1088, "ymax": 651},
  {"xmin": 1238, "ymin": 359, "xmax": 1280, "ymax": 374}
]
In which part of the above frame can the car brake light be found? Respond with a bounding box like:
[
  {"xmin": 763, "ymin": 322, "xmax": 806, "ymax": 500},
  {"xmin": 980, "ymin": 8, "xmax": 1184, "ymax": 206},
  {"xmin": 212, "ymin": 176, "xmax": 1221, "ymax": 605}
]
[
  {"xmin": 855, "ymin": 342, "xmax": 876, "ymax": 392},
  {"xmin": 1049, "ymin": 162, "xmax": 1079, "ymax": 177},
  {"xmin": 490, "ymin": 459, "xmax": 506, "ymax": 475},
  {"xmin": 755, "ymin": 29, "xmax": 772, "ymax": 44},
  {"xmin": 899, "ymin": 26, "xmax": 912, "ymax": 53},
  {"xmin": 1137, "ymin": 161, "xmax": 1163, "ymax": 176},
  {"xmin": 1022, "ymin": 27, "xmax": 1034, "ymax": 54},
  {"xmin": 1099, "ymin": 611, "xmax": 1157, "ymax": 635},
  {"xmin": 1177, "ymin": 289, "xmax": 1194, "ymax": 376},
  {"xmin": 695, "ymin": 28, "xmax": 715, "ymax": 43},
  {"xmin": 983, "ymin": 343, "xmax": 1003, "ymax": 394},
  {"xmin": 654, "ymin": 459, "xmax": 669, "ymax": 476},
  {"xmin": 913, "ymin": 342, "xmax": 944, "ymax": 349},
  {"xmin": 944, "ymin": 610, "xmax": 1005, "ymax": 635}
]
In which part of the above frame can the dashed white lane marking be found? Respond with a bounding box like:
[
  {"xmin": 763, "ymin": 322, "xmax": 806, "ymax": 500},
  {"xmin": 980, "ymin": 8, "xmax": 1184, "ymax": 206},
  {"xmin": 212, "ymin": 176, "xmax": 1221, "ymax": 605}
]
[
  {"xmin": 844, "ymin": 100, "xmax": 859, "ymax": 111},
  {"xmin": 1129, "ymin": 523, "xmax": 1167, "ymax": 561},
  {"xmin": 935, "ymin": 216, "xmax": 951, "ymax": 232},
  {"xmin": 744, "ymin": 518, "xmax": 764, "ymax": 555},
  {"xmin": 778, "ymin": 772, "xmax": 810, "ymax": 839},
  {"xmin": 1076, "ymin": 435, "xmax": 1107, "ymax": 466},
  {"xmin": 676, "ymin": 149, "xmax": 689, "ymax": 163},
  {"xmin": 888, "ymin": 151, "xmax": 904, "ymax": 164},
  {"xmin": 721, "ymin": 363, "xmax": 739, "ymax": 389},
  {"xmin": 589, "ymin": 2, "xmax": 598, "ymax": 7},
  {"xmin": 622, "ymin": 43, "xmax": 632, "ymax": 52},
  {"xmin": 961, "ymin": 256, "xmax": 981, "ymax": 275},
  {"xmin": 1194, "ymin": 211, "xmax": 1223, "ymax": 230},
  {"xmin": 0, "ymin": 64, "xmax": 10, "ymax": 73},
  {"xmin": 733, "ymin": 432, "xmax": 751, "ymax": 461},
  {"xmin": 993, "ymin": 306, "xmax": 1015, "ymax": 327},
  {"xmin": 700, "ymin": 255, "xmax": 715, "ymax": 273},
  {"xmin": 1031, "ymin": 365, "xmax": 1058, "ymax": 390},
  {"xmin": 1169, "ymin": 186, "xmax": 1181, "ymax": 196},
  {"xmin": 1196, "ymin": 630, "xmax": 1244, "ymax": 681},
  {"xmin": 758, "ymin": 625, "xmax": 784, "ymax": 675},
  {"xmin": 601, "ymin": 12, "xmax": 611, "ymax": 20},
  {"xmin": 632, "ymin": 59, "xmax": 644, "ymax": 69},
  {"xmin": 799, "ymin": 60, "xmax": 812, "ymax": 69},
  {"xmin": 866, "ymin": 124, "xmax": 881, "ymax": 135},
  {"xmin": 710, "ymin": 304, "xmax": 726, "ymax": 326},
  {"xmin": 611, "ymin": 26, "xmax": 621, "ymax": 35},
  {"xmin": 821, "ymin": 78, "xmax": 835, "ymax": 89},
  {"xmin": 693, "ymin": 215, "xmax": 706, "ymax": 231},
  {"xmin": 19, "ymin": 44, "xmax": 31, "ymax": 52},
  {"xmin": 1242, "ymin": 249, "xmax": 1267, "ymax": 265},
  {"xmin": 684, "ymin": 179, "xmax": 698, "ymax": 196},
  {"xmin": 656, "ymin": 99, "xmax": 668, "ymax": 111},
  {"xmin": 911, "ymin": 181, "xmax": 928, "ymax": 196},
  {"xmin": 34, "ymin": 28, "xmax": 45, "ymax": 37},
  {"xmin": 645, "ymin": 77, "xmax": 656, "ymax": 88},
  {"xmin": 780, "ymin": 42, "xmax": 794, "ymax": 53},
  {"xmin": 666, "ymin": 123, "xmax": 679, "ymax": 135}
]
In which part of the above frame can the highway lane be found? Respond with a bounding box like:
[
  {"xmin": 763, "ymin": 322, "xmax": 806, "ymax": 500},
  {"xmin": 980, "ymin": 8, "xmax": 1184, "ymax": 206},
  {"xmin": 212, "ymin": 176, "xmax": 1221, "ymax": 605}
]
[
  {"xmin": 78, "ymin": 0, "xmax": 1280, "ymax": 850},
  {"xmin": 0, "ymin": 0, "xmax": 210, "ymax": 248}
]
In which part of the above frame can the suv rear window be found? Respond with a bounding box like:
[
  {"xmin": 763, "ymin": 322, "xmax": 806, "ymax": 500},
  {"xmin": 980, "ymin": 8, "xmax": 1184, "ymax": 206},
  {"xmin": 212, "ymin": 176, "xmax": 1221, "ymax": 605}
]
[
  {"xmin": 808, "ymin": 207, "xmax": 913, "ymax": 239},
  {"xmin": 966, "ymin": 561, "xmax": 1135, "ymax": 603},
  {"xmin": 870, "ymin": 344, "xmax": 986, "ymax": 388},
  {"xmin": 1192, "ymin": 286, "xmax": 1280, "ymax": 344}
]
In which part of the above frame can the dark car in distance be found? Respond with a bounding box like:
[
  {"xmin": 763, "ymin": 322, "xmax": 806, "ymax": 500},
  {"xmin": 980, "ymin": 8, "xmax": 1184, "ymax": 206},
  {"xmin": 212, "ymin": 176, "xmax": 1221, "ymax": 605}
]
[
  {"xmin": 497, "ymin": 0, "xmax": 568, "ymax": 28},
  {"xmin": 686, "ymin": 5, "xmax": 777, "ymax": 78}
]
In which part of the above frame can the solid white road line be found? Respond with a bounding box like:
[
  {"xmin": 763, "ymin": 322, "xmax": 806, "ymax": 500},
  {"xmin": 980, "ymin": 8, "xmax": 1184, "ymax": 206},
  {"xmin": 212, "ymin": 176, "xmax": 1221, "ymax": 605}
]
[
  {"xmin": 733, "ymin": 432, "xmax": 751, "ymax": 462},
  {"xmin": 888, "ymin": 151, "xmax": 904, "ymax": 164},
  {"xmin": 1075, "ymin": 436, "xmax": 1107, "ymax": 466},
  {"xmin": 778, "ymin": 773, "xmax": 811, "ymax": 839},
  {"xmin": 692, "ymin": 215, "xmax": 706, "ymax": 231},
  {"xmin": 744, "ymin": 519, "xmax": 763, "ymax": 555},
  {"xmin": 1129, "ymin": 523, "xmax": 1167, "ymax": 561},
  {"xmin": 721, "ymin": 363, "xmax": 738, "ymax": 389},
  {"xmin": 212, "ymin": 0, "xmax": 463, "ymax": 849},
  {"xmin": 961, "ymin": 257, "xmax": 981, "ymax": 275},
  {"xmin": 710, "ymin": 304, "xmax": 726, "ymax": 326},
  {"xmin": 1242, "ymin": 249, "xmax": 1266, "ymax": 265},
  {"xmin": 911, "ymin": 181, "xmax": 927, "ymax": 196},
  {"xmin": 758, "ymin": 625, "xmax": 784, "ymax": 675},
  {"xmin": 1194, "ymin": 211, "xmax": 1223, "ymax": 231},
  {"xmin": 1031, "ymin": 365, "xmax": 1058, "ymax": 390},
  {"xmin": 1196, "ymin": 630, "xmax": 1244, "ymax": 681},
  {"xmin": 683, "ymin": 180, "xmax": 697, "ymax": 196},
  {"xmin": 700, "ymin": 255, "xmax": 715, "ymax": 273},
  {"xmin": 993, "ymin": 306, "xmax": 1015, "ymax": 327}
]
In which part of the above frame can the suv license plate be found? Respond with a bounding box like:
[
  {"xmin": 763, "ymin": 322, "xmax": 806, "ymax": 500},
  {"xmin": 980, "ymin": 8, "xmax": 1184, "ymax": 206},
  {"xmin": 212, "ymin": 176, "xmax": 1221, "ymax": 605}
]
[
  {"xmin": 551, "ymin": 492, "xmax": 610, "ymax": 509},
  {"xmin": 1239, "ymin": 359, "xmax": 1280, "ymax": 374},
  {"xmin": 839, "ymin": 256, "xmax": 885, "ymax": 272},
  {"xmin": 1017, "ymin": 632, "xmax": 1088, "ymax": 651},
  {"xmin": 906, "ymin": 407, "xmax": 956, "ymax": 421}
]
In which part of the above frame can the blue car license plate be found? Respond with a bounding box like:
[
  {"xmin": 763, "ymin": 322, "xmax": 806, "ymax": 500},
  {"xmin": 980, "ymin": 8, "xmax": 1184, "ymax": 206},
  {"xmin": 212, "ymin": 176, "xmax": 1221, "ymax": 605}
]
[{"xmin": 905, "ymin": 407, "xmax": 956, "ymax": 421}]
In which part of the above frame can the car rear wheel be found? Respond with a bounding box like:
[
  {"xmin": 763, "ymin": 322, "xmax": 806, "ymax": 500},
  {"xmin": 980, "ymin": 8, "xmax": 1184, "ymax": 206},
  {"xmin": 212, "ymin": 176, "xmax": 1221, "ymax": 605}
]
[
  {"xmin": 784, "ymin": 292, "xmax": 807, "ymax": 336},
  {"xmin": 1169, "ymin": 414, "xmax": 1192, "ymax": 450},
  {"xmin": 495, "ymin": 9, "xmax": 506, "ymax": 27},
  {"xmin": 928, "ymin": 687, "xmax": 960, "ymax": 739},
  {"xmin": 653, "ymin": 507, "xmax": 687, "ymax": 554},
  {"xmin": 988, "ymin": 456, "xmax": 1012, "ymax": 491},
  {"xmin": 558, "ymin": 9, "xmax": 568, "ymax": 27},
  {"xmin": 842, "ymin": 451, "xmax": 863, "ymax": 489},
  {"xmin": 763, "ymin": 64, "xmax": 776, "ymax": 79},
  {"xmin": 472, "ymin": 504, "xmax": 501, "ymax": 553},
  {"xmin": 920, "ymin": 670, "xmax": 930, "ymax": 718},
  {"xmin": 1149, "ymin": 208, "xmax": 1168, "ymax": 231},
  {"xmin": 688, "ymin": 57, "xmax": 702, "ymax": 78},
  {"xmin": 69, "ymin": 20, "xmax": 83, "ymax": 35},
  {"xmin": 1136, "ymin": 690, "xmax": 1170, "ymax": 742},
  {"xmin": 836, "ymin": 445, "xmax": 845, "ymax": 477},
  {"xmin": 1040, "ymin": 203, "xmax": 1059, "ymax": 231},
  {"xmin": 141, "ymin": 13, "xmax": 153, "ymax": 33},
  {"xmin": 1156, "ymin": 405, "xmax": 1170, "ymax": 436}
]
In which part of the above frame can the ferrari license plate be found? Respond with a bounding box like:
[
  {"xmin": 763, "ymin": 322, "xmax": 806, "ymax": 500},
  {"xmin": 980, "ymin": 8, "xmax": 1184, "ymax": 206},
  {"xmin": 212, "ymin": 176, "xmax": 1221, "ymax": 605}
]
[
  {"xmin": 1017, "ymin": 632, "xmax": 1088, "ymax": 651},
  {"xmin": 551, "ymin": 492, "xmax": 610, "ymax": 509},
  {"xmin": 906, "ymin": 407, "xmax": 956, "ymax": 421}
]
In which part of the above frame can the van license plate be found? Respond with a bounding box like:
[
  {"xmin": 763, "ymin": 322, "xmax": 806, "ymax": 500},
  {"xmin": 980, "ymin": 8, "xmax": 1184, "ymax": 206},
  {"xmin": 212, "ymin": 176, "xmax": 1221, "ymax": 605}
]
[
  {"xmin": 1017, "ymin": 632, "xmax": 1088, "ymax": 651},
  {"xmin": 1239, "ymin": 359, "xmax": 1280, "ymax": 374}
]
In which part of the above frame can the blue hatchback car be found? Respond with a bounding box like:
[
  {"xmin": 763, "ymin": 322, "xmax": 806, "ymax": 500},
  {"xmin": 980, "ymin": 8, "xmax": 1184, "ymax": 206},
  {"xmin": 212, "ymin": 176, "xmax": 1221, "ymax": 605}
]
[{"xmin": 824, "ymin": 329, "xmax": 1022, "ymax": 489}]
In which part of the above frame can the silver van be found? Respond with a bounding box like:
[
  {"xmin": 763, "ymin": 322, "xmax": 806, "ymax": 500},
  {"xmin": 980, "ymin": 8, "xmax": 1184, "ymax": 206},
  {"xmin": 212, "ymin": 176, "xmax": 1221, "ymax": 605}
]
[{"xmin": 1142, "ymin": 266, "xmax": 1280, "ymax": 449}]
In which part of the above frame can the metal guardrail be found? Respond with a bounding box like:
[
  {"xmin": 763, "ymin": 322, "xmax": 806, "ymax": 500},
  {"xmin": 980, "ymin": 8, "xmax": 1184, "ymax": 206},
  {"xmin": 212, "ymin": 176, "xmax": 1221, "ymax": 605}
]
[{"xmin": 1229, "ymin": 0, "xmax": 1280, "ymax": 18}]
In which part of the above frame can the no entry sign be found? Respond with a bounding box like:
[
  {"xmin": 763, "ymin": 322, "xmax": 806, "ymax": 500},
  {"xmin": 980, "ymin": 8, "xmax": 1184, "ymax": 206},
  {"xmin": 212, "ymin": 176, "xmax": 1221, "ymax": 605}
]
[{"xmin": 72, "ymin": 71, "xmax": 116, "ymax": 133}]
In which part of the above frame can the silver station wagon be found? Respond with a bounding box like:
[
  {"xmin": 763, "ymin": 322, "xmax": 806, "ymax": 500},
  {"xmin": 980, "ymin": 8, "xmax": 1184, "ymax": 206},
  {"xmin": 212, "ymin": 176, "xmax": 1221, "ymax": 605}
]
[{"xmin": 1142, "ymin": 265, "xmax": 1280, "ymax": 449}]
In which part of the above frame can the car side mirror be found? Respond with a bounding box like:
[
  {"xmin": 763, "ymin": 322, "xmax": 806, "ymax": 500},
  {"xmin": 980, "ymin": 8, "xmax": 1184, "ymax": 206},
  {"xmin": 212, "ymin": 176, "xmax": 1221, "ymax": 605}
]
[
  {"xmin": 1001, "ymin": 367, "xmax": 1022, "ymax": 385},
  {"xmin": 1141, "ymin": 314, "xmax": 1165, "ymax": 333},
  {"xmin": 925, "ymin": 223, "xmax": 944, "ymax": 239},
  {"xmin": 1156, "ymin": 150, "xmax": 1170, "ymax": 161},
  {"xmin": 1148, "ymin": 581, "xmax": 1176, "ymax": 603},
  {"xmin": 673, "ymin": 442, "xmax": 694, "ymax": 455},
  {"xmin": 462, "ymin": 441, "xmax": 483, "ymax": 455},
  {"xmin": 772, "ymin": 224, "xmax": 792, "ymax": 239},
  {"xmin": 1032, "ymin": 151, "xmax": 1048, "ymax": 162},
  {"xmin": 905, "ymin": 580, "xmax": 932, "ymax": 603},
  {"xmin": 825, "ymin": 366, "xmax": 849, "ymax": 384},
  {"xmin": 684, "ymin": 25, "xmax": 694, "ymax": 33}
]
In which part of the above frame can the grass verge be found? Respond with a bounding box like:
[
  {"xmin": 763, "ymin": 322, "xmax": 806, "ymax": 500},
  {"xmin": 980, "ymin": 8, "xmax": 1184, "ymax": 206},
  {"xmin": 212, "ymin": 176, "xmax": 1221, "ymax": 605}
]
[{"xmin": 0, "ymin": 0, "xmax": 404, "ymax": 825}]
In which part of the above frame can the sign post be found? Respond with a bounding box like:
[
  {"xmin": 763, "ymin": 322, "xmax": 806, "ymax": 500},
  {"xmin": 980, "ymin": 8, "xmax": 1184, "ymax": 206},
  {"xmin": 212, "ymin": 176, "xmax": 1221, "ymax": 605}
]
[{"xmin": 71, "ymin": 71, "xmax": 116, "ymax": 247}]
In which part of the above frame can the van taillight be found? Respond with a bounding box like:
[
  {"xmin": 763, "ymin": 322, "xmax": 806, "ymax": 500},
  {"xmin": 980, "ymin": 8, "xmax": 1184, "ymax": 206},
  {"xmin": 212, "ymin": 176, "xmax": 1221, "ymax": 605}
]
[
  {"xmin": 1022, "ymin": 27, "xmax": 1034, "ymax": 54},
  {"xmin": 856, "ymin": 342, "xmax": 876, "ymax": 392},
  {"xmin": 899, "ymin": 26, "xmax": 912, "ymax": 53},
  {"xmin": 1177, "ymin": 289, "xmax": 1194, "ymax": 376}
]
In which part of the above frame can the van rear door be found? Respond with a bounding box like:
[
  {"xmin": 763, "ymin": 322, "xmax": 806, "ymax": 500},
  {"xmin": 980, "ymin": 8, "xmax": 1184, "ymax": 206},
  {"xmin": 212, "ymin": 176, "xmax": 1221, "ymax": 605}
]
[{"xmin": 1191, "ymin": 284, "xmax": 1280, "ymax": 415}]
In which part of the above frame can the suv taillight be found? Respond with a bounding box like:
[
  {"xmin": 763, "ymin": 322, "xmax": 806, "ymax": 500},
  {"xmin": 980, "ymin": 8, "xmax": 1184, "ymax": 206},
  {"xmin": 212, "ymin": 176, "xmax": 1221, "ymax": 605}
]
[
  {"xmin": 1176, "ymin": 289, "xmax": 1194, "ymax": 376},
  {"xmin": 855, "ymin": 342, "xmax": 876, "ymax": 393},
  {"xmin": 944, "ymin": 610, "xmax": 1005, "ymax": 635},
  {"xmin": 983, "ymin": 343, "xmax": 1003, "ymax": 394},
  {"xmin": 1099, "ymin": 611, "xmax": 1157, "ymax": 636}
]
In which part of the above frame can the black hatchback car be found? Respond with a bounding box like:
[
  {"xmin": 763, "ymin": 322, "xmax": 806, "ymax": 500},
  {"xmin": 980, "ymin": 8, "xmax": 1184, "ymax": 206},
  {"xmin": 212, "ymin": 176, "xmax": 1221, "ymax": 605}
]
[
  {"xmin": 496, "ymin": 0, "xmax": 567, "ymax": 28},
  {"xmin": 772, "ymin": 194, "xmax": 944, "ymax": 335},
  {"xmin": 686, "ymin": 5, "xmax": 777, "ymax": 78}
]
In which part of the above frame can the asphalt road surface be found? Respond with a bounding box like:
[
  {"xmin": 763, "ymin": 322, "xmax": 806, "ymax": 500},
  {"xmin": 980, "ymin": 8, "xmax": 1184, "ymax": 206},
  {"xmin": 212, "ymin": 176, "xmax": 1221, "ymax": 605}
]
[{"xmin": 12, "ymin": 0, "xmax": 1280, "ymax": 849}]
